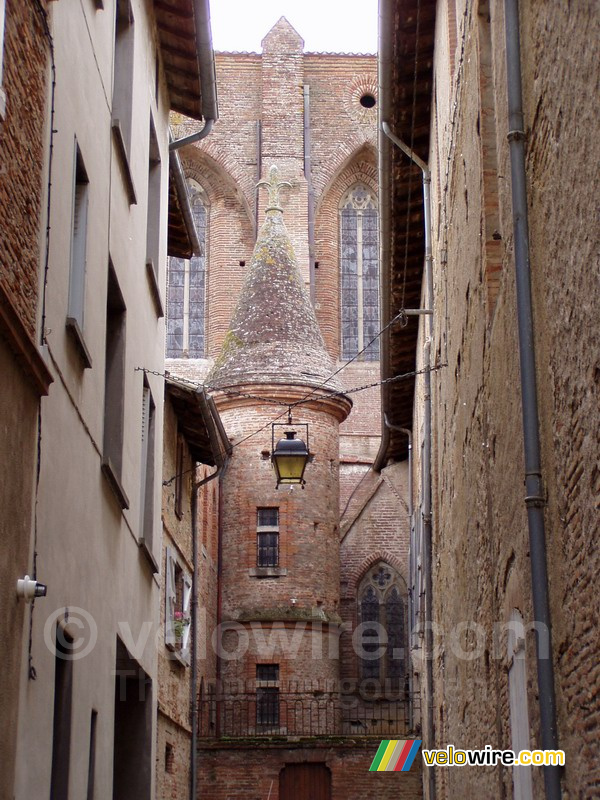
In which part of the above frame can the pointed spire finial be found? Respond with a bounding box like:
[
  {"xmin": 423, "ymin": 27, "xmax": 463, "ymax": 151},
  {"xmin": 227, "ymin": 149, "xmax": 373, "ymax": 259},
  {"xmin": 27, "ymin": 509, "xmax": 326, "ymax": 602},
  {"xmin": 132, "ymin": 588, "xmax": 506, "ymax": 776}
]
[{"xmin": 257, "ymin": 165, "xmax": 292, "ymax": 214}]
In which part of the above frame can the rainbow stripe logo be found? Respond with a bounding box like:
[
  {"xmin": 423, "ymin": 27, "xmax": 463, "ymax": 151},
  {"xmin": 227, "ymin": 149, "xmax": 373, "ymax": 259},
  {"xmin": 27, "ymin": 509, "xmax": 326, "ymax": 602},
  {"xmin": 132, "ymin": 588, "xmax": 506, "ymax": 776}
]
[{"xmin": 369, "ymin": 739, "xmax": 422, "ymax": 772}]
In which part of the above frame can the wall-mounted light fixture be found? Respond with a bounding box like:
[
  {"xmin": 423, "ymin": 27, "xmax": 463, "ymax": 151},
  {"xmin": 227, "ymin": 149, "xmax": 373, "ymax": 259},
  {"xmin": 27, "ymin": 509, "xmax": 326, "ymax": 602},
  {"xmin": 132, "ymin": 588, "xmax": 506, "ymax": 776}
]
[
  {"xmin": 17, "ymin": 575, "xmax": 47, "ymax": 602},
  {"xmin": 271, "ymin": 413, "xmax": 310, "ymax": 488}
]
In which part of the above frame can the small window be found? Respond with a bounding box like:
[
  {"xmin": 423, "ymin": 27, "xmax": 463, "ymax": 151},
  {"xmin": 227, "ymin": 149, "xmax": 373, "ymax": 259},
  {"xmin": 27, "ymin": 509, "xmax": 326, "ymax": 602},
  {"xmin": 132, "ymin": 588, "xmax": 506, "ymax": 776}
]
[
  {"xmin": 146, "ymin": 115, "xmax": 162, "ymax": 291},
  {"xmin": 256, "ymin": 664, "xmax": 279, "ymax": 727},
  {"xmin": 139, "ymin": 379, "xmax": 156, "ymax": 564},
  {"xmin": 113, "ymin": 0, "xmax": 135, "ymax": 156},
  {"xmin": 164, "ymin": 743, "xmax": 174, "ymax": 774},
  {"xmin": 257, "ymin": 508, "xmax": 279, "ymax": 567},
  {"xmin": 256, "ymin": 664, "xmax": 279, "ymax": 683},
  {"xmin": 165, "ymin": 547, "xmax": 192, "ymax": 662},
  {"xmin": 102, "ymin": 264, "xmax": 128, "ymax": 508},
  {"xmin": 67, "ymin": 143, "xmax": 90, "ymax": 329}
]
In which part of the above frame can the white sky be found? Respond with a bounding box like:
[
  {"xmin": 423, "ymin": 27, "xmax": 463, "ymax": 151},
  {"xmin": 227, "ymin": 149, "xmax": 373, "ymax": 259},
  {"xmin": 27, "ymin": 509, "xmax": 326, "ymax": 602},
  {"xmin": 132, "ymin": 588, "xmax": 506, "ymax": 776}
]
[{"xmin": 209, "ymin": 0, "xmax": 378, "ymax": 54}]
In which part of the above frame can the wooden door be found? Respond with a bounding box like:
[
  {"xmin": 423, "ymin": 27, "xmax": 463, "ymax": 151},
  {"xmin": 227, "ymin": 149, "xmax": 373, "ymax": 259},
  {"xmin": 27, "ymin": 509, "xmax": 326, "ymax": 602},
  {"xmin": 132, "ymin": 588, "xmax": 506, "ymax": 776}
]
[{"xmin": 279, "ymin": 763, "xmax": 331, "ymax": 800}]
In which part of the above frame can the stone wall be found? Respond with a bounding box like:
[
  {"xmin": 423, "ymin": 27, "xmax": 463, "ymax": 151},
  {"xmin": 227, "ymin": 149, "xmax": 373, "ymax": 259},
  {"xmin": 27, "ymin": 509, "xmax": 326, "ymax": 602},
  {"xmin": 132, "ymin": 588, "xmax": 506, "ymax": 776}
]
[{"xmin": 415, "ymin": 2, "xmax": 600, "ymax": 798}]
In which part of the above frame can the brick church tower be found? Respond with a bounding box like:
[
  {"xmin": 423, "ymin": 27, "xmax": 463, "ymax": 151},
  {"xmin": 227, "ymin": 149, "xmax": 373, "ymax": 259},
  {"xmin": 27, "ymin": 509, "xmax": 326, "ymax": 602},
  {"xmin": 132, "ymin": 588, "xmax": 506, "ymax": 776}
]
[
  {"xmin": 207, "ymin": 166, "xmax": 352, "ymax": 708},
  {"xmin": 165, "ymin": 18, "xmax": 418, "ymax": 797}
]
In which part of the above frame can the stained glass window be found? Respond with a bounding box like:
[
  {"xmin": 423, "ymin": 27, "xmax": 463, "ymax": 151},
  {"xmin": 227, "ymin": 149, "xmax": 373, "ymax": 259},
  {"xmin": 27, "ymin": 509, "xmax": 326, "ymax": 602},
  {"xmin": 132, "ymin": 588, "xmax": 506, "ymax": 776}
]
[
  {"xmin": 340, "ymin": 185, "xmax": 379, "ymax": 360},
  {"xmin": 166, "ymin": 182, "xmax": 207, "ymax": 358},
  {"xmin": 358, "ymin": 562, "xmax": 406, "ymax": 688}
]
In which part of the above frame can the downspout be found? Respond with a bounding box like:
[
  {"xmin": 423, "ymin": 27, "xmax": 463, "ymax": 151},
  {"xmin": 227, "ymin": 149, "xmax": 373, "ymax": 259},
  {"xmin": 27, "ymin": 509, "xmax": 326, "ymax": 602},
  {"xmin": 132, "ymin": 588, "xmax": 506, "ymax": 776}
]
[
  {"xmin": 190, "ymin": 389, "xmax": 230, "ymax": 800},
  {"xmin": 215, "ymin": 458, "xmax": 230, "ymax": 739},
  {"xmin": 382, "ymin": 121, "xmax": 435, "ymax": 800},
  {"xmin": 504, "ymin": 3, "xmax": 561, "ymax": 799},
  {"xmin": 384, "ymin": 415, "xmax": 413, "ymax": 728},
  {"xmin": 170, "ymin": 0, "xmax": 218, "ymax": 151},
  {"xmin": 373, "ymin": 0, "xmax": 394, "ymax": 473},
  {"xmin": 304, "ymin": 85, "xmax": 316, "ymax": 303},
  {"xmin": 190, "ymin": 464, "xmax": 221, "ymax": 800}
]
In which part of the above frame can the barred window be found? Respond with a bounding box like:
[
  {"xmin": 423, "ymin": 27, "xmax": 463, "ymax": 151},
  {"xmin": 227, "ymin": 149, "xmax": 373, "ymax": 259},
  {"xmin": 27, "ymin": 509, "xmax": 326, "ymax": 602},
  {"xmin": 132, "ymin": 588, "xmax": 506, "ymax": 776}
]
[
  {"xmin": 257, "ymin": 508, "xmax": 279, "ymax": 567},
  {"xmin": 340, "ymin": 185, "xmax": 379, "ymax": 360},
  {"xmin": 166, "ymin": 181, "xmax": 207, "ymax": 358},
  {"xmin": 358, "ymin": 562, "xmax": 406, "ymax": 688},
  {"xmin": 256, "ymin": 664, "xmax": 279, "ymax": 727}
]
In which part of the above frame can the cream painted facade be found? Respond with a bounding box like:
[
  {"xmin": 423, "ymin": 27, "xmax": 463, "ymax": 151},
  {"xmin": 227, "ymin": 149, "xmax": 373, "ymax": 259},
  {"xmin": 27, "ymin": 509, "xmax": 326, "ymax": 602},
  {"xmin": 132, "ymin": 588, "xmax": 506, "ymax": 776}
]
[{"xmin": 13, "ymin": 1, "xmax": 212, "ymax": 797}]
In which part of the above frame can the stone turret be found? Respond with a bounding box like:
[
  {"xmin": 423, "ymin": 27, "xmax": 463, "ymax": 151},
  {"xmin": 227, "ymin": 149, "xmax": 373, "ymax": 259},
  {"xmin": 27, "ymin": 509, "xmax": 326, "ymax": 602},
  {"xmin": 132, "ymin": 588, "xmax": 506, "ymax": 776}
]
[
  {"xmin": 209, "ymin": 168, "xmax": 351, "ymax": 703},
  {"xmin": 207, "ymin": 166, "xmax": 346, "ymax": 397}
]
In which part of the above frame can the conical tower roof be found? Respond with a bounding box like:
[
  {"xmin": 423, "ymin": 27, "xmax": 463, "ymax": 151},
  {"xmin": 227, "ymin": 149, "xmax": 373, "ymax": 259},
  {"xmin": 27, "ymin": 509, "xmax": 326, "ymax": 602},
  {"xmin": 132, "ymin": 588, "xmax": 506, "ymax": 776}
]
[{"xmin": 207, "ymin": 166, "xmax": 346, "ymax": 395}]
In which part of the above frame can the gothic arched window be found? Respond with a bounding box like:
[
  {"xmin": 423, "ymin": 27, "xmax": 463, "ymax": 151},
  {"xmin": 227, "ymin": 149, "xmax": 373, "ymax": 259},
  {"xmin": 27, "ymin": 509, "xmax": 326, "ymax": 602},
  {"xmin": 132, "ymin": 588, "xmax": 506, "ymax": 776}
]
[
  {"xmin": 358, "ymin": 562, "xmax": 406, "ymax": 689},
  {"xmin": 340, "ymin": 185, "xmax": 379, "ymax": 360},
  {"xmin": 166, "ymin": 181, "xmax": 207, "ymax": 358}
]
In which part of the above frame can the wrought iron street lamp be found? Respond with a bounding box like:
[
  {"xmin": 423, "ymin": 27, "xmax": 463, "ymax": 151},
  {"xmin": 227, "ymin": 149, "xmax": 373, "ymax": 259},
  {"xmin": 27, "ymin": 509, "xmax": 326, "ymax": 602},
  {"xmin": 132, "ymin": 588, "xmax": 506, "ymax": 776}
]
[{"xmin": 271, "ymin": 418, "xmax": 310, "ymax": 488}]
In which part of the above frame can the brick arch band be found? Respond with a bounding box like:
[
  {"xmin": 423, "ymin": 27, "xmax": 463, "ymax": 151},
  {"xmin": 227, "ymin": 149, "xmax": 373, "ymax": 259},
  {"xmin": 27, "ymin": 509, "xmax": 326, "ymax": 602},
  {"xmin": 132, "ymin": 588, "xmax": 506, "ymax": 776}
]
[{"xmin": 348, "ymin": 551, "xmax": 408, "ymax": 592}]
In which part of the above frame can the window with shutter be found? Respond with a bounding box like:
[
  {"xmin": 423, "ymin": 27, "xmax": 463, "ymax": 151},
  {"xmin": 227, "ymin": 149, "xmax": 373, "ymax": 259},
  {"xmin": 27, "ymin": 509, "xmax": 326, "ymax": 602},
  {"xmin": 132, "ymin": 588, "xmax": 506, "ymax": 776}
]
[
  {"xmin": 165, "ymin": 548, "xmax": 177, "ymax": 648},
  {"xmin": 164, "ymin": 547, "xmax": 192, "ymax": 663},
  {"xmin": 68, "ymin": 144, "xmax": 89, "ymax": 328}
]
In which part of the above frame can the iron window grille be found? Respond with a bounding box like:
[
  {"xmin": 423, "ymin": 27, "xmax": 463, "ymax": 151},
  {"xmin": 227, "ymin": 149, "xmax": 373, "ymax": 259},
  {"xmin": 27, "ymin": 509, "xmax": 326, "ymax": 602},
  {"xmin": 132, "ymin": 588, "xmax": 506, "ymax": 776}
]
[
  {"xmin": 257, "ymin": 508, "xmax": 279, "ymax": 567},
  {"xmin": 256, "ymin": 664, "xmax": 279, "ymax": 727}
]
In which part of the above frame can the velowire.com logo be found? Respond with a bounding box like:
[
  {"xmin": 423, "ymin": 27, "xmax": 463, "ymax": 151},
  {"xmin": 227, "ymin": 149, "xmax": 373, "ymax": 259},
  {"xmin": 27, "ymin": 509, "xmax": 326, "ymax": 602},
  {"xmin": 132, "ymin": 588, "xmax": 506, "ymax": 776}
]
[{"xmin": 369, "ymin": 739, "xmax": 422, "ymax": 772}]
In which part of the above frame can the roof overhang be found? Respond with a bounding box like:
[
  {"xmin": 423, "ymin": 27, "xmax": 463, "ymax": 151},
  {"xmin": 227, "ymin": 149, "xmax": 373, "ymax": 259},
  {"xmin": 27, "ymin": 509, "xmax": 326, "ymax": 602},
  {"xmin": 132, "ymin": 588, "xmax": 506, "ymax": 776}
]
[
  {"xmin": 375, "ymin": 0, "xmax": 436, "ymax": 466},
  {"xmin": 153, "ymin": 0, "xmax": 218, "ymax": 122},
  {"xmin": 167, "ymin": 148, "xmax": 201, "ymax": 258},
  {"xmin": 165, "ymin": 378, "xmax": 231, "ymax": 467}
]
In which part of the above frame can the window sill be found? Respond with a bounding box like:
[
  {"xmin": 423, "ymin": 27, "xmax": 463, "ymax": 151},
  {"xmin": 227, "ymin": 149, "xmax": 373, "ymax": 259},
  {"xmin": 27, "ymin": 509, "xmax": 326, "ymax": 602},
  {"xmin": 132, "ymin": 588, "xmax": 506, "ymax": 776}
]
[
  {"xmin": 0, "ymin": 284, "xmax": 53, "ymax": 395},
  {"xmin": 145, "ymin": 260, "xmax": 164, "ymax": 318},
  {"xmin": 101, "ymin": 458, "xmax": 130, "ymax": 509},
  {"xmin": 249, "ymin": 567, "xmax": 288, "ymax": 578},
  {"xmin": 165, "ymin": 642, "xmax": 190, "ymax": 667},
  {"xmin": 138, "ymin": 537, "xmax": 159, "ymax": 573},
  {"xmin": 111, "ymin": 119, "xmax": 137, "ymax": 205},
  {"xmin": 66, "ymin": 316, "xmax": 93, "ymax": 368}
]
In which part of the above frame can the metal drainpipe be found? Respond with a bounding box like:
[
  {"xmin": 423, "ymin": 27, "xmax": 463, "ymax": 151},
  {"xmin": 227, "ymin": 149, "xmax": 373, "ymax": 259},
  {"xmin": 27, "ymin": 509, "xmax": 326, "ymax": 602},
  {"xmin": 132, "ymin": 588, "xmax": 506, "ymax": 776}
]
[
  {"xmin": 190, "ymin": 462, "xmax": 223, "ymax": 800},
  {"xmin": 504, "ymin": 3, "xmax": 561, "ymax": 798},
  {"xmin": 382, "ymin": 121, "xmax": 435, "ymax": 800},
  {"xmin": 384, "ymin": 415, "xmax": 413, "ymax": 728}
]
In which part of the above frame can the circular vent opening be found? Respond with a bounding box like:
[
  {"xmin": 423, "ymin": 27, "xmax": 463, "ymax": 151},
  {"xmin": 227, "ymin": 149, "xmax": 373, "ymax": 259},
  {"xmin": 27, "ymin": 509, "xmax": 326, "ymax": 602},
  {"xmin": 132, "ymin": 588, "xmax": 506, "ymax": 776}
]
[{"xmin": 359, "ymin": 93, "xmax": 376, "ymax": 109}]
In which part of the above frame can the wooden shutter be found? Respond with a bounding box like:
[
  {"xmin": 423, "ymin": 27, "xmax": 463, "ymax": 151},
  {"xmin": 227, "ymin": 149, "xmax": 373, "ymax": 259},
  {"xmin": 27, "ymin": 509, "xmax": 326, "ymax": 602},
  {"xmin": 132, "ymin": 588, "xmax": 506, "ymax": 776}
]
[{"xmin": 165, "ymin": 548, "xmax": 176, "ymax": 647}]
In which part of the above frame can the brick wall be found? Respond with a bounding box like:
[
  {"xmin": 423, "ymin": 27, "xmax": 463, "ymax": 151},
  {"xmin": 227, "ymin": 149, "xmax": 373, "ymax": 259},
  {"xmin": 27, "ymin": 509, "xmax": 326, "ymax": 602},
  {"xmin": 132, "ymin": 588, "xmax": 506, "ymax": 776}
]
[
  {"xmin": 412, "ymin": 3, "xmax": 600, "ymax": 799},
  {"xmin": 158, "ymin": 400, "xmax": 221, "ymax": 799},
  {"xmin": 216, "ymin": 393, "xmax": 346, "ymax": 689},
  {"xmin": 0, "ymin": 0, "xmax": 47, "ymax": 339},
  {"xmin": 197, "ymin": 740, "xmax": 423, "ymax": 800}
]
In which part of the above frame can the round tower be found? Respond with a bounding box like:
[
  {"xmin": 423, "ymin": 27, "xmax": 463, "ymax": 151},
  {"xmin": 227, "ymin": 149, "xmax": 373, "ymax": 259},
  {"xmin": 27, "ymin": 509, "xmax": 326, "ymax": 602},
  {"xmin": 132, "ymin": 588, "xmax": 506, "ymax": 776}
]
[{"xmin": 207, "ymin": 168, "xmax": 351, "ymax": 727}]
